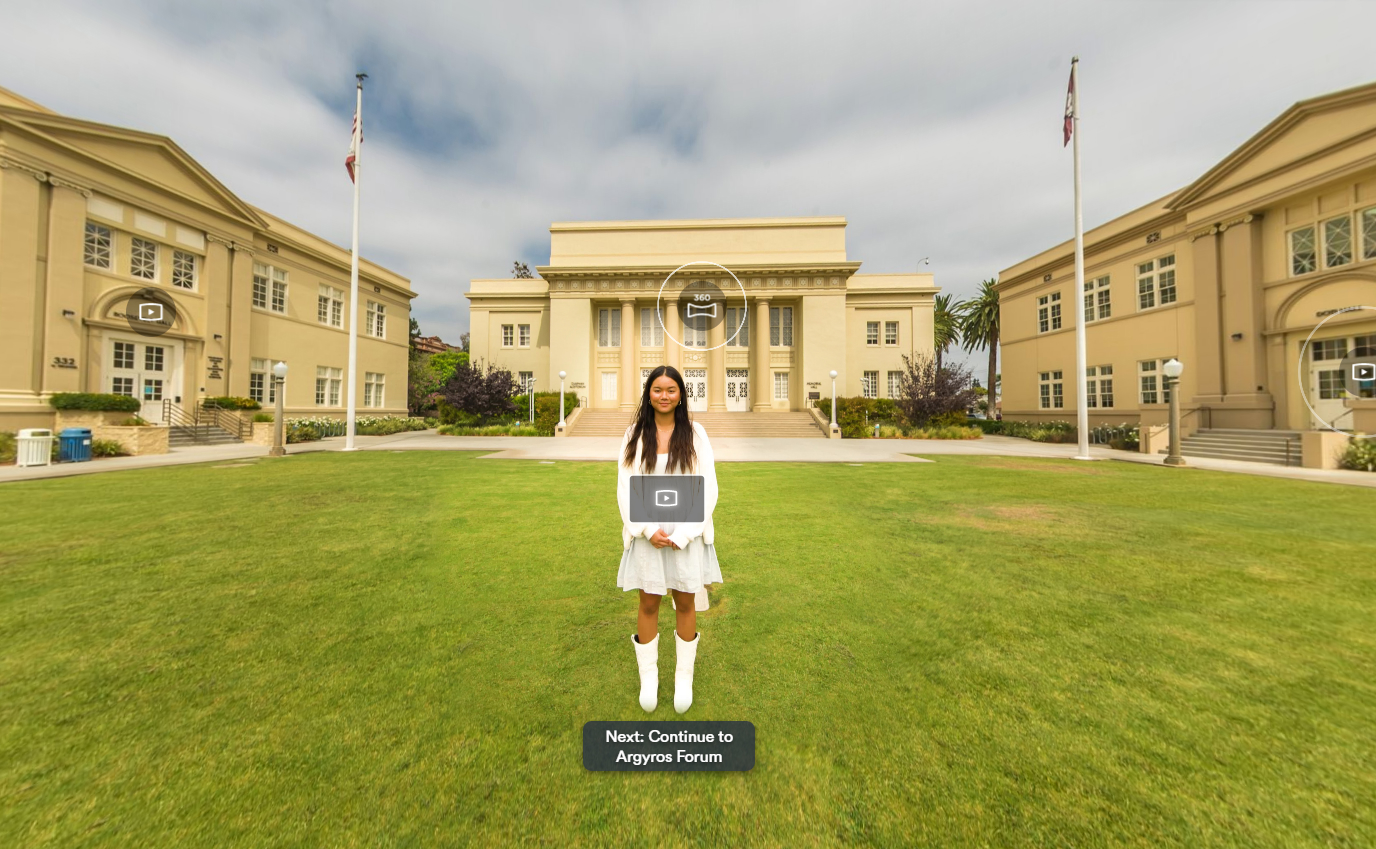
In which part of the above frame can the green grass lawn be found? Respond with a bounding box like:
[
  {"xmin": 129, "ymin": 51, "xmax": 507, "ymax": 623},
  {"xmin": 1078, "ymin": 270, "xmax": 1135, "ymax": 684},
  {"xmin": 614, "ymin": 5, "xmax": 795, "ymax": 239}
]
[{"xmin": 1, "ymin": 453, "xmax": 1373, "ymax": 848}]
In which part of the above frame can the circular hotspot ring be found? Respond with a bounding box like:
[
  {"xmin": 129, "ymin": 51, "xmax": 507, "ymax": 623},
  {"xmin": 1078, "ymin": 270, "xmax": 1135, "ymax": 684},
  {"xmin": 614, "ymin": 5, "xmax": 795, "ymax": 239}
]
[
  {"xmin": 656, "ymin": 261, "xmax": 748, "ymax": 352},
  {"xmin": 121, "ymin": 288, "xmax": 178, "ymax": 338},
  {"xmin": 1295, "ymin": 304, "xmax": 1376, "ymax": 439}
]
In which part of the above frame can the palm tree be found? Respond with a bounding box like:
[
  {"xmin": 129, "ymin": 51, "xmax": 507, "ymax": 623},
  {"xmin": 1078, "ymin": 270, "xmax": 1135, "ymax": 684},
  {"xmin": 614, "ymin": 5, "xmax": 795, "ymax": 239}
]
[
  {"xmin": 958, "ymin": 278, "xmax": 1000, "ymax": 419},
  {"xmin": 933, "ymin": 293, "xmax": 962, "ymax": 370}
]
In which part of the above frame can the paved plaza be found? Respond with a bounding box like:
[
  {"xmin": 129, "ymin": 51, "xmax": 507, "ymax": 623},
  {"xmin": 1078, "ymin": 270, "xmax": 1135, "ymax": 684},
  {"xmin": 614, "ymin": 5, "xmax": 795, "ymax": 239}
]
[{"xmin": 4, "ymin": 430, "xmax": 1375, "ymax": 488}]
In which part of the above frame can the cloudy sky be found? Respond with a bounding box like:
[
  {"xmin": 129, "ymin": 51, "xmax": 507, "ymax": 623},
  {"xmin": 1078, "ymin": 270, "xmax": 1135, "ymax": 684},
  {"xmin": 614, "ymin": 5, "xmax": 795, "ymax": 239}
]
[{"xmin": 3, "ymin": 0, "xmax": 1374, "ymax": 369}]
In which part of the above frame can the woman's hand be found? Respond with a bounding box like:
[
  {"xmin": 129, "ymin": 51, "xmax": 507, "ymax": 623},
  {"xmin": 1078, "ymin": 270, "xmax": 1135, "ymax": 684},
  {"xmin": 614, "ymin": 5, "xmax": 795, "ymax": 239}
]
[{"xmin": 649, "ymin": 529, "xmax": 680, "ymax": 550}]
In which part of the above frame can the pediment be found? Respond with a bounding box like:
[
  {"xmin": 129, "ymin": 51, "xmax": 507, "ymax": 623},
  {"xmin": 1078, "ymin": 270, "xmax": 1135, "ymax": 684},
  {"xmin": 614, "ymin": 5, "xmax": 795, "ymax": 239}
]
[
  {"xmin": 2, "ymin": 111, "xmax": 261, "ymax": 227},
  {"xmin": 1170, "ymin": 82, "xmax": 1376, "ymax": 210}
]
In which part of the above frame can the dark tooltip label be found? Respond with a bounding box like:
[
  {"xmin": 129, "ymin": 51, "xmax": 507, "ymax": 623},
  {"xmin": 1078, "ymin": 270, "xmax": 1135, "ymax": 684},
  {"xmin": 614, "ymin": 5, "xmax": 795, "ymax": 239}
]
[{"xmin": 583, "ymin": 721, "xmax": 755, "ymax": 771}]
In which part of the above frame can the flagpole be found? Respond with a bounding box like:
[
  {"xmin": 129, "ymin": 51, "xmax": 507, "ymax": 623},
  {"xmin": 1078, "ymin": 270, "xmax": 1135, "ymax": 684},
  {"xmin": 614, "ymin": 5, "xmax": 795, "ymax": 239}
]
[
  {"xmin": 1071, "ymin": 56, "xmax": 1091, "ymax": 460},
  {"xmin": 345, "ymin": 73, "xmax": 364, "ymax": 451}
]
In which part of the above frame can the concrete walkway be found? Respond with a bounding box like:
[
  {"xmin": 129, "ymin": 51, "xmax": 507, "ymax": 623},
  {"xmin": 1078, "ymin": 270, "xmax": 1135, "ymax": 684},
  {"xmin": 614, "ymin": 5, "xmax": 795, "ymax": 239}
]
[{"xmin": 4, "ymin": 430, "xmax": 1375, "ymax": 489}]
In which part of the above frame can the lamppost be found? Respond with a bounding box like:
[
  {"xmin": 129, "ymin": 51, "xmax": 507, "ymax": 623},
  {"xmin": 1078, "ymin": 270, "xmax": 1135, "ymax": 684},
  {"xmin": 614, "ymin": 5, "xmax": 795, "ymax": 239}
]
[
  {"xmin": 269, "ymin": 361, "xmax": 288, "ymax": 457},
  {"xmin": 558, "ymin": 370, "xmax": 567, "ymax": 427},
  {"xmin": 1163, "ymin": 358, "xmax": 1186, "ymax": 467},
  {"xmin": 829, "ymin": 369, "xmax": 838, "ymax": 433}
]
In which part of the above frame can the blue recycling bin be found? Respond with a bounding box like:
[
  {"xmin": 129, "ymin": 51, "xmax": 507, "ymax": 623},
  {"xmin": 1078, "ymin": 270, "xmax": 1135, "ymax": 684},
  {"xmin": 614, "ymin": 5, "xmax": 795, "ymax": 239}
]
[{"xmin": 59, "ymin": 427, "xmax": 93, "ymax": 462}]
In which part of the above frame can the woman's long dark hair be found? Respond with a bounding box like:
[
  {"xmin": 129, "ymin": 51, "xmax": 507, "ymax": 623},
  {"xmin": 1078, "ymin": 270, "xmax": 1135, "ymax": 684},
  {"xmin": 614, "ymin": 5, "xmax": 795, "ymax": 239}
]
[{"xmin": 622, "ymin": 365, "xmax": 697, "ymax": 474}]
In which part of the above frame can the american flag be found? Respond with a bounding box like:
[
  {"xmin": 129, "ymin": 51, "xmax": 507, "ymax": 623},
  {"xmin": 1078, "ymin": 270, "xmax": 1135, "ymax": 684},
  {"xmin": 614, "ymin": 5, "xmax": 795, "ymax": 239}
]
[
  {"xmin": 1063, "ymin": 66, "xmax": 1075, "ymax": 147},
  {"xmin": 345, "ymin": 110, "xmax": 361, "ymax": 182}
]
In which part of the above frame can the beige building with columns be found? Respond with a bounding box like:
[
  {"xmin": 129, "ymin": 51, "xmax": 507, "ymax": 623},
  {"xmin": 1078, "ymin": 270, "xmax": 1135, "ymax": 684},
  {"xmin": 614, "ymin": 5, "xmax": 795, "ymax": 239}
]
[
  {"xmin": 0, "ymin": 85, "xmax": 413, "ymax": 432},
  {"xmin": 998, "ymin": 80, "xmax": 1376, "ymax": 436},
  {"xmin": 466, "ymin": 217, "xmax": 937, "ymax": 417}
]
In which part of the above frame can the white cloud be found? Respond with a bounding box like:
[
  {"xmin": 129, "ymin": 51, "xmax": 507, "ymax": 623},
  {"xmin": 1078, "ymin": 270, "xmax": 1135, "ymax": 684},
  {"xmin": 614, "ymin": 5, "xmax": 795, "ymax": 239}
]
[{"xmin": 4, "ymin": 0, "xmax": 1375, "ymax": 368}]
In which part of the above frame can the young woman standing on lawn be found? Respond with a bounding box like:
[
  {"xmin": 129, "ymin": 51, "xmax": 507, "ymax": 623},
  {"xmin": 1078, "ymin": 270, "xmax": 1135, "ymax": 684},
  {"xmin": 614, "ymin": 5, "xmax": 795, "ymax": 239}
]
[{"xmin": 616, "ymin": 365, "xmax": 721, "ymax": 714}]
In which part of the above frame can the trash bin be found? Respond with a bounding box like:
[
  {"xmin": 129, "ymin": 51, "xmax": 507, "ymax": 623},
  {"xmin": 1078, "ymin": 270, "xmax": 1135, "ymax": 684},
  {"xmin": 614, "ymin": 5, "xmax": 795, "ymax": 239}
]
[
  {"xmin": 16, "ymin": 428, "xmax": 55, "ymax": 467},
  {"xmin": 59, "ymin": 427, "xmax": 93, "ymax": 463}
]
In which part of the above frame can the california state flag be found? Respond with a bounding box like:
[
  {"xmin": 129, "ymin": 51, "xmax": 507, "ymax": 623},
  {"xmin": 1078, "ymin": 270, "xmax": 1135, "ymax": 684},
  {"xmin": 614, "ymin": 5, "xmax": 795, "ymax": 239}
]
[{"xmin": 345, "ymin": 110, "xmax": 361, "ymax": 182}]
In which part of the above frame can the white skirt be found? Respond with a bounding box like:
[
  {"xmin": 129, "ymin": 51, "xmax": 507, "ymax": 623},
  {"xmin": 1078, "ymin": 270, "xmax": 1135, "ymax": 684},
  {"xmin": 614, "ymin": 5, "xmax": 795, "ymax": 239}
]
[{"xmin": 617, "ymin": 536, "xmax": 723, "ymax": 611}]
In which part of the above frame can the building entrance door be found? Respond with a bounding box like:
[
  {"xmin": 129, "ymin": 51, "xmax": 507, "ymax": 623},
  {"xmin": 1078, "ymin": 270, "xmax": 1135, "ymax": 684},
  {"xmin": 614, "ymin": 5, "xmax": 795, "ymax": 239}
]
[
  {"xmin": 1308, "ymin": 335, "xmax": 1376, "ymax": 428},
  {"xmin": 725, "ymin": 369, "xmax": 749, "ymax": 412},
  {"xmin": 684, "ymin": 369, "xmax": 708, "ymax": 412},
  {"xmin": 105, "ymin": 336, "xmax": 182, "ymax": 424}
]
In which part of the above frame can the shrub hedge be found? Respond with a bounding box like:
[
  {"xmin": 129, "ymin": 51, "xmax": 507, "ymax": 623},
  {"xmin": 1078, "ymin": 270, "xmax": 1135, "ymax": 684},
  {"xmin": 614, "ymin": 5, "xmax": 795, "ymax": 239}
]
[
  {"xmin": 201, "ymin": 396, "xmax": 261, "ymax": 411},
  {"xmin": 48, "ymin": 393, "xmax": 140, "ymax": 412},
  {"xmin": 90, "ymin": 438, "xmax": 129, "ymax": 458},
  {"xmin": 1338, "ymin": 438, "xmax": 1376, "ymax": 472}
]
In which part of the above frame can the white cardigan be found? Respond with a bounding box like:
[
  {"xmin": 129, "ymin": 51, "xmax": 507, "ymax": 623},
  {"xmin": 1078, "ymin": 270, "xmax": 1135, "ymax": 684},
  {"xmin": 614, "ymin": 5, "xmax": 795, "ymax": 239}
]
[{"xmin": 617, "ymin": 420, "xmax": 717, "ymax": 551}]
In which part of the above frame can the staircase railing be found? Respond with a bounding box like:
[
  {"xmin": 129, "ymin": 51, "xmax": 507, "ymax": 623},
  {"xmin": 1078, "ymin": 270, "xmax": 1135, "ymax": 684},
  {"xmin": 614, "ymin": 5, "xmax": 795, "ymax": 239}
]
[
  {"xmin": 197, "ymin": 402, "xmax": 252, "ymax": 440},
  {"xmin": 163, "ymin": 399, "xmax": 210, "ymax": 442},
  {"xmin": 1179, "ymin": 405, "xmax": 1212, "ymax": 430}
]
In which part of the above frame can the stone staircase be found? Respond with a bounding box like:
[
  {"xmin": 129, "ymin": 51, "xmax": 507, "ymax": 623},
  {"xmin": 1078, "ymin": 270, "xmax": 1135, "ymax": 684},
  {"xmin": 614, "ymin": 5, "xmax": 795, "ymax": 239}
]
[
  {"xmin": 168, "ymin": 424, "xmax": 244, "ymax": 448},
  {"xmin": 567, "ymin": 410, "xmax": 826, "ymax": 438},
  {"xmin": 1160, "ymin": 428, "xmax": 1303, "ymax": 466}
]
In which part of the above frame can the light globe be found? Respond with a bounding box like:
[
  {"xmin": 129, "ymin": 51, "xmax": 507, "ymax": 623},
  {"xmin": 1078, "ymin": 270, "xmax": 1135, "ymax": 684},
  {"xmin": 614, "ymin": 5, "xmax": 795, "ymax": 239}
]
[
  {"xmin": 1163, "ymin": 358, "xmax": 1184, "ymax": 379},
  {"xmin": 272, "ymin": 361, "xmax": 288, "ymax": 379}
]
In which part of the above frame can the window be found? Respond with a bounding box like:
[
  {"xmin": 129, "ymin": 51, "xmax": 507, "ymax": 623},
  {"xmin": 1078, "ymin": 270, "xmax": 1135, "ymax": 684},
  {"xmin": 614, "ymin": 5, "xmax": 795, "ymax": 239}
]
[
  {"xmin": 364, "ymin": 372, "xmax": 385, "ymax": 408},
  {"xmin": 885, "ymin": 321, "xmax": 899, "ymax": 346},
  {"xmin": 862, "ymin": 371, "xmax": 878, "ymax": 399},
  {"xmin": 774, "ymin": 371, "xmax": 789, "ymax": 400},
  {"xmin": 502, "ymin": 324, "xmax": 514, "ymax": 347},
  {"xmin": 640, "ymin": 308, "xmax": 664, "ymax": 346},
  {"xmin": 1312, "ymin": 338, "xmax": 1346, "ymax": 361},
  {"xmin": 1086, "ymin": 364, "xmax": 1114, "ymax": 408},
  {"xmin": 145, "ymin": 345, "xmax": 164, "ymax": 372},
  {"xmin": 684, "ymin": 312, "xmax": 707, "ymax": 347},
  {"xmin": 888, "ymin": 371, "xmax": 903, "ymax": 398},
  {"xmin": 1290, "ymin": 226, "xmax": 1317, "ymax": 275},
  {"xmin": 770, "ymin": 306, "xmax": 793, "ymax": 346},
  {"xmin": 1318, "ymin": 370, "xmax": 1346, "ymax": 400},
  {"xmin": 250, "ymin": 357, "xmax": 278, "ymax": 404},
  {"xmin": 131, "ymin": 237, "xmax": 157, "ymax": 280},
  {"xmin": 1324, "ymin": 215, "xmax": 1352, "ymax": 268},
  {"xmin": 1363, "ymin": 207, "xmax": 1376, "ymax": 261},
  {"xmin": 111, "ymin": 377, "xmax": 134, "ymax": 397},
  {"xmin": 1139, "ymin": 358, "xmax": 1175, "ymax": 404},
  {"xmin": 253, "ymin": 263, "xmax": 269, "ymax": 309},
  {"xmin": 1037, "ymin": 292, "xmax": 1061, "ymax": 333},
  {"xmin": 254, "ymin": 264, "xmax": 288, "ymax": 313},
  {"xmin": 366, "ymin": 301, "xmax": 386, "ymax": 338},
  {"xmin": 84, "ymin": 222, "xmax": 112, "ymax": 269},
  {"xmin": 518, "ymin": 324, "xmax": 530, "ymax": 347},
  {"xmin": 142, "ymin": 378, "xmax": 163, "ymax": 402},
  {"xmin": 317, "ymin": 285, "xmax": 344, "ymax": 327},
  {"xmin": 1039, "ymin": 371, "xmax": 1064, "ymax": 409},
  {"xmin": 172, "ymin": 250, "xmax": 197, "ymax": 289},
  {"xmin": 113, "ymin": 341, "xmax": 135, "ymax": 370},
  {"xmin": 316, "ymin": 366, "xmax": 342, "ymax": 406},
  {"xmin": 866, "ymin": 321, "xmax": 880, "ymax": 345},
  {"xmin": 1137, "ymin": 255, "xmax": 1176, "ymax": 310},
  {"xmin": 518, "ymin": 372, "xmax": 534, "ymax": 393},
  {"xmin": 598, "ymin": 308, "xmax": 621, "ymax": 347},
  {"xmin": 1083, "ymin": 276, "xmax": 1111, "ymax": 322},
  {"xmin": 725, "ymin": 308, "xmax": 749, "ymax": 347}
]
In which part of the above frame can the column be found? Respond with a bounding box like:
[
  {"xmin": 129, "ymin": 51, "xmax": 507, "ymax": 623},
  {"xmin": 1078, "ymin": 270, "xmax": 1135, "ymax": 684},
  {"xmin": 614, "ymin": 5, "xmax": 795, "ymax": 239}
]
[
  {"xmin": 0, "ymin": 159, "xmax": 45, "ymax": 397},
  {"xmin": 41, "ymin": 177, "xmax": 91, "ymax": 395},
  {"xmin": 708, "ymin": 302, "xmax": 726, "ymax": 411},
  {"xmin": 752, "ymin": 296, "xmax": 772, "ymax": 411},
  {"xmin": 222, "ymin": 238, "xmax": 255, "ymax": 399},
  {"xmin": 1219, "ymin": 214, "xmax": 1271, "ymax": 417},
  {"xmin": 664, "ymin": 295, "xmax": 680, "ymax": 373},
  {"xmin": 1190, "ymin": 227, "xmax": 1224, "ymax": 403},
  {"xmin": 619, "ymin": 298, "xmax": 635, "ymax": 410}
]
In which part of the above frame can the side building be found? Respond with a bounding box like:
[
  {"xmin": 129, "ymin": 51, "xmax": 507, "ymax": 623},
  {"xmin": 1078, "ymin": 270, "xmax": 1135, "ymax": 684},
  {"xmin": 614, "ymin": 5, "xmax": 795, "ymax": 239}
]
[
  {"xmin": 466, "ymin": 217, "xmax": 937, "ymax": 415},
  {"xmin": 998, "ymin": 80, "xmax": 1376, "ymax": 435},
  {"xmin": 0, "ymin": 85, "xmax": 414, "ymax": 431}
]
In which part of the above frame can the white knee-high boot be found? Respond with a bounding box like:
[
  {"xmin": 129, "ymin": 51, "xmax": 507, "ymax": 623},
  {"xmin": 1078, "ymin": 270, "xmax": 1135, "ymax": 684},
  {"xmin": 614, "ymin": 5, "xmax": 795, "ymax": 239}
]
[
  {"xmin": 632, "ymin": 633, "xmax": 659, "ymax": 712},
  {"xmin": 674, "ymin": 630, "xmax": 700, "ymax": 714}
]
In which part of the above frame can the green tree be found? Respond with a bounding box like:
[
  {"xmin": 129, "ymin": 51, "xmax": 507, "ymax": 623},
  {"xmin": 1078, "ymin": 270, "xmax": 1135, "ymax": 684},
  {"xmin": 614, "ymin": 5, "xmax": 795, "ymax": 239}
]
[
  {"xmin": 429, "ymin": 349, "xmax": 468, "ymax": 385},
  {"xmin": 933, "ymin": 293, "xmax": 962, "ymax": 370},
  {"xmin": 957, "ymin": 278, "xmax": 1000, "ymax": 419}
]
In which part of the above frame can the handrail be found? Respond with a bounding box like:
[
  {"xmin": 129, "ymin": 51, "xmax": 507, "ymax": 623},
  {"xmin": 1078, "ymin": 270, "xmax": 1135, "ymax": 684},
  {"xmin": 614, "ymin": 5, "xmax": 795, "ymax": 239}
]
[
  {"xmin": 197, "ymin": 402, "xmax": 252, "ymax": 439},
  {"xmin": 1179, "ymin": 405, "xmax": 1212, "ymax": 430}
]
